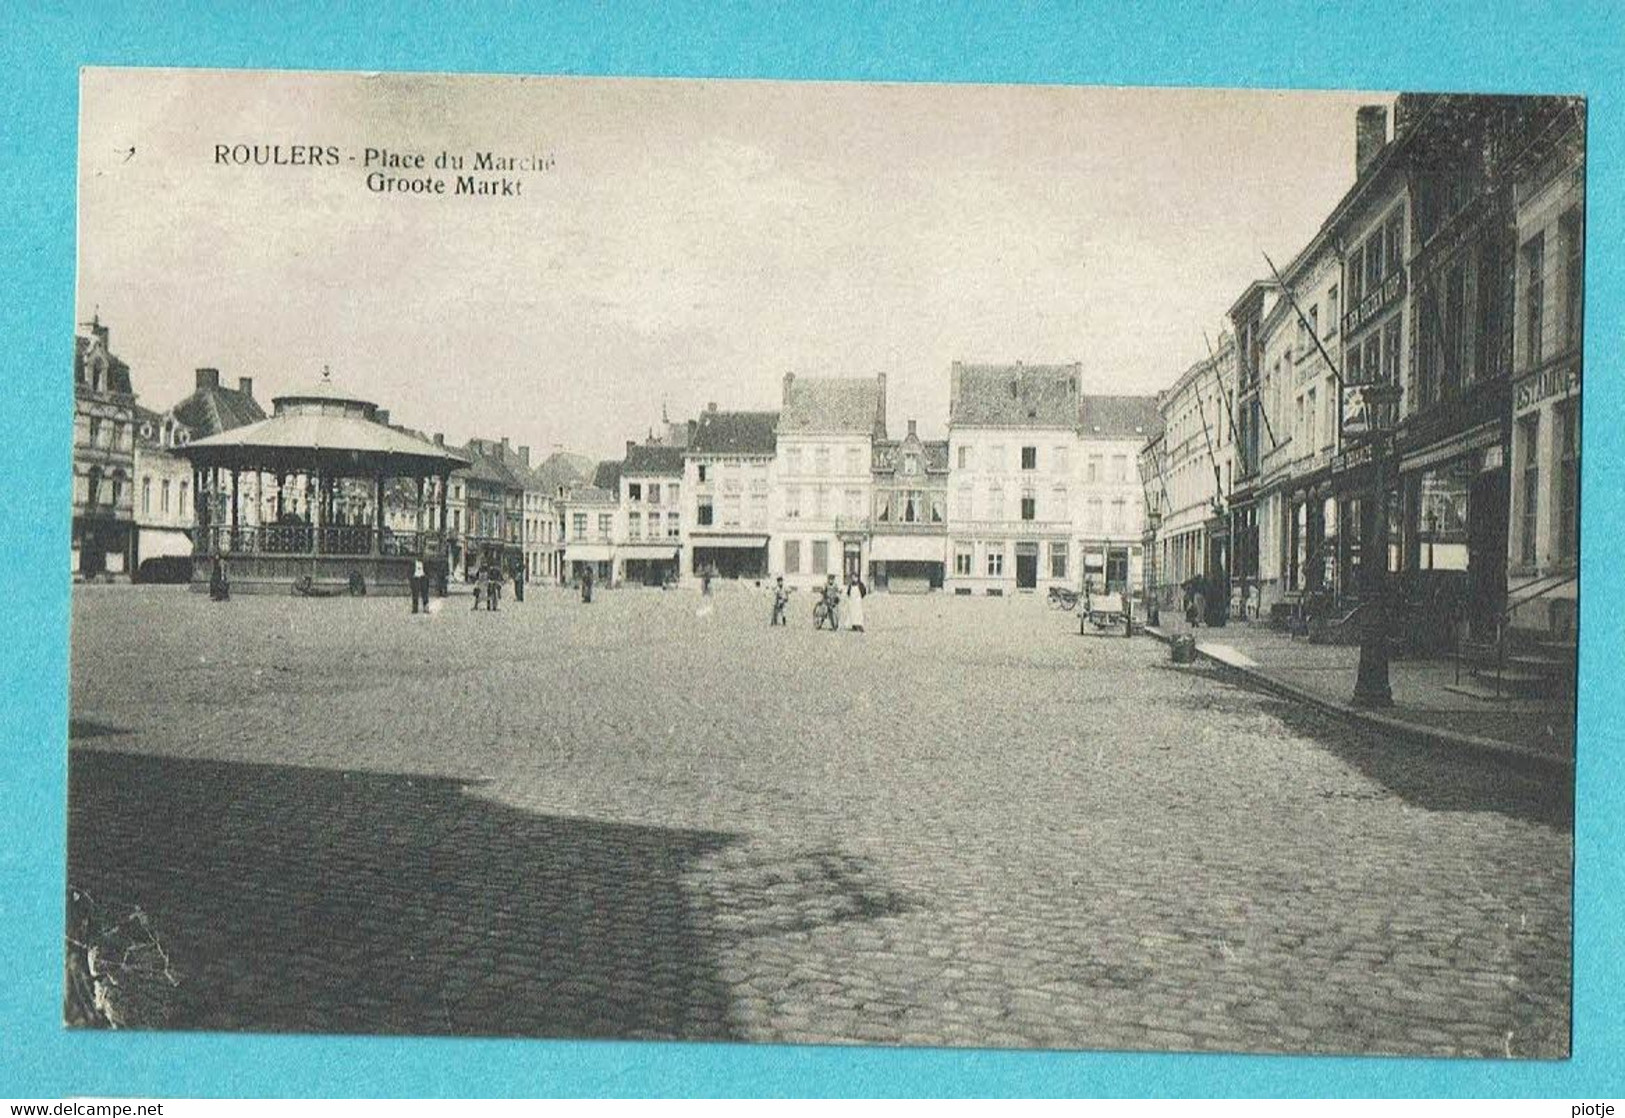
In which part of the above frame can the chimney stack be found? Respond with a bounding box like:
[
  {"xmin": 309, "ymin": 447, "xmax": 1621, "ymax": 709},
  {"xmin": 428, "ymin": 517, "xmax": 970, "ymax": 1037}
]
[
  {"xmin": 707, "ymin": 401, "xmax": 717, "ymax": 412},
  {"xmin": 196, "ymin": 367, "xmax": 220, "ymax": 391},
  {"xmin": 950, "ymin": 361, "xmax": 963, "ymax": 421},
  {"xmin": 376, "ymin": 408, "xmax": 391, "ymax": 426},
  {"xmin": 433, "ymin": 433, "xmax": 445, "ymax": 446},
  {"xmin": 907, "ymin": 418, "xmax": 917, "ymax": 437},
  {"xmin": 238, "ymin": 376, "xmax": 254, "ymax": 398},
  {"xmin": 782, "ymin": 371, "xmax": 796, "ymax": 404},
  {"xmin": 1356, "ymin": 105, "xmax": 1389, "ymax": 176},
  {"xmin": 627, "ymin": 440, "xmax": 637, "ymax": 456},
  {"xmin": 519, "ymin": 445, "xmax": 530, "ymax": 467},
  {"xmin": 501, "ymin": 436, "xmax": 510, "ymax": 451}
]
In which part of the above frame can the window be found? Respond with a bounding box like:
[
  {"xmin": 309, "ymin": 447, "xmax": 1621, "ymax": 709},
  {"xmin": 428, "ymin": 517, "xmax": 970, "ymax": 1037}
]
[
  {"xmin": 697, "ymin": 498, "xmax": 713, "ymax": 527},
  {"xmin": 648, "ymin": 484, "xmax": 660, "ymax": 506},
  {"xmin": 986, "ymin": 547, "xmax": 1004, "ymax": 577},
  {"xmin": 1347, "ymin": 244, "xmax": 1365, "ymax": 306},
  {"xmin": 1049, "ymin": 541, "xmax": 1068, "ymax": 579},
  {"xmin": 811, "ymin": 540, "xmax": 829, "ymax": 575},
  {"xmin": 1053, "ymin": 446, "xmax": 1069, "ymax": 475},
  {"xmin": 1383, "ymin": 317, "xmax": 1403, "ymax": 388},
  {"xmin": 179, "ymin": 481, "xmax": 188, "ymax": 518},
  {"xmin": 1306, "ymin": 387, "xmax": 1318, "ymax": 450},
  {"xmin": 628, "ymin": 483, "xmax": 642, "ymax": 501},
  {"xmin": 1020, "ymin": 494, "xmax": 1036, "ymax": 521},
  {"xmin": 873, "ymin": 490, "xmax": 891, "ymax": 522},
  {"xmin": 141, "ymin": 477, "xmax": 151, "ymax": 515},
  {"xmin": 1562, "ymin": 208, "xmax": 1584, "ymax": 351},
  {"xmin": 1326, "ymin": 285, "xmax": 1339, "ymax": 336},
  {"xmin": 88, "ymin": 418, "xmax": 101, "ymax": 448},
  {"xmin": 597, "ymin": 513, "xmax": 612, "ymax": 538},
  {"xmin": 749, "ymin": 493, "xmax": 767, "ymax": 527},
  {"xmin": 1021, "ymin": 446, "xmax": 1037, "ymax": 471},
  {"xmin": 844, "ymin": 488, "xmax": 864, "ymax": 518},
  {"xmin": 814, "ymin": 447, "xmax": 830, "ymax": 475},
  {"xmin": 813, "ymin": 487, "xmax": 828, "ymax": 518},
  {"xmin": 1557, "ymin": 399, "xmax": 1578, "ymax": 562},
  {"xmin": 987, "ymin": 486, "xmax": 1004, "ymax": 520},
  {"xmin": 785, "ymin": 487, "xmax": 801, "ymax": 519},
  {"xmin": 1052, "ymin": 486, "xmax": 1067, "ymax": 519},
  {"xmin": 1523, "ymin": 232, "xmax": 1545, "ymax": 369},
  {"xmin": 1086, "ymin": 498, "xmax": 1103, "ymax": 532},
  {"xmin": 161, "ymin": 479, "xmax": 171, "ymax": 513},
  {"xmin": 697, "ymin": 464, "xmax": 708, "ymax": 483},
  {"xmin": 722, "ymin": 494, "xmax": 742, "ymax": 527},
  {"xmin": 929, "ymin": 493, "xmax": 945, "ymax": 523},
  {"xmin": 955, "ymin": 486, "xmax": 972, "ymax": 521},
  {"xmin": 784, "ymin": 539, "xmax": 801, "ymax": 574},
  {"xmin": 1086, "ymin": 455, "xmax": 1101, "ymax": 483},
  {"xmin": 989, "ymin": 445, "xmax": 1004, "ymax": 472},
  {"xmin": 957, "ymin": 445, "xmax": 970, "ymax": 469},
  {"xmin": 954, "ymin": 544, "xmax": 973, "ymax": 576},
  {"xmin": 1520, "ymin": 414, "xmax": 1540, "ymax": 566},
  {"xmin": 667, "ymin": 483, "xmax": 679, "ymax": 505},
  {"xmin": 628, "ymin": 512, "xmax": 642, "ymax": 539},
  {"xmin": 1112, "ymin": 455, "xmax": 1129, "ymax": 483},
  {"xmin": 1385, "ymin": 210, "xmax": 1405, "ymax": 275},
  {"xmin": 786, "ymin": 448, "xmax": 802, "ymax": 475},
  {"xmin": 1111, "ymin": 498, "xmax": 1127, "ymax": 534},
  {"xmin": 845, "ymin": 447, "xmax": 862, "ymax": 475},
  {"xmin": 902, "ymin": 453, "xmax": 919, "ymax": 476}
]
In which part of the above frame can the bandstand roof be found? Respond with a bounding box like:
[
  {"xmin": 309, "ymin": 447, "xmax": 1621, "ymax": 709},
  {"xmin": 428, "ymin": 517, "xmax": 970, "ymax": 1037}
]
[{"xmin": 178, "ymin": 370, "xmax": 469, "ymax": 475}]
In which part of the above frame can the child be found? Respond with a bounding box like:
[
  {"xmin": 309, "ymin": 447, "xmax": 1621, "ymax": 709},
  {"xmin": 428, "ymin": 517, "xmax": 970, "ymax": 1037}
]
[{"xmin": 770, "ymin": 576, "xmax": 790, "ymax": 626}]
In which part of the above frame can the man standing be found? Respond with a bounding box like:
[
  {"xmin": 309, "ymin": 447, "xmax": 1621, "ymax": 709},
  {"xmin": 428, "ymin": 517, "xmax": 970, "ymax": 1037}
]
[
  {"xmin": 485, "ymin": 562, "xmax": 501, "ymax": 611},
  {"xmin": 513, "ymin": 562, "xmax": 525, "ymax": 603},
  {"xmin": 770, "ymin": 576, "xmax": 790, "ymax": 627},
  {"xmin": 472, "ymin": 562, "xmax": 484, "ymax": 611},
  {"xmin": 581, "ymin": 563, "xmax": 594, "ymax": 604}
]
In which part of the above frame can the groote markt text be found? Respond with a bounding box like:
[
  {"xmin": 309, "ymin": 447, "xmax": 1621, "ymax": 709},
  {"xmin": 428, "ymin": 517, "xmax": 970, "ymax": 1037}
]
[{"xmin": 210, "ymin": 143, "xmax": 557, "ymax": 198}]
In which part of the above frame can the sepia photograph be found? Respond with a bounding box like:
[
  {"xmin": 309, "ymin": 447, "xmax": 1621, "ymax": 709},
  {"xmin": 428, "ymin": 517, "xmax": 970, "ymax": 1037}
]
[{"xmin": 66, "ymin": 67, "xmax": 1582, "ymax": 1058}]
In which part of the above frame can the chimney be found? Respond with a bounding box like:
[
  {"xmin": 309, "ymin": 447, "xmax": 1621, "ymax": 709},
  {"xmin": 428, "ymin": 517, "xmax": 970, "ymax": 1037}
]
[
  {"xmin": 949, "ymin": 361, "xmax": 962, "ymax": 421},
  {"xmin": 501, "ymin": 436, "xmax": 510, "ymax": 451},
  {"xmin": 433, "ymin": 433, "xmax": 445, "ymax": 446},
  {"xmin": 237, "ymin": 376, "xmax": 254, "ymax": 398},
  {"xmin": 376, "ymin": 408, "xmax": 391, "ymax": 426},
  {"xmin": 707, "ymin": 401, "xmax": 717, "ymax": 412},
  {"xmin": 1393, "ymin": 93, "xmax": 1428, "ymax": 140},
  {"xmin": 907, "ymin": 418, "xmax": 917, "ymax": 437},
  {"xmin": 519, "ymin": 445, "xmax": 530, "ymax": 467},
  {"xmin": 782, "ymin": 371, "xmax": 796, "ymax": 404},
  {"xmin": 1356, "ymin": 105, "xmax": 1388, "ymax": 176},
  {"xmin": 196, "ymin": 367, "xmax": 220, "ymax": 391},
  {"xmin": 627, "ymin": 440, "xmax": 637, "ymax": 456}
]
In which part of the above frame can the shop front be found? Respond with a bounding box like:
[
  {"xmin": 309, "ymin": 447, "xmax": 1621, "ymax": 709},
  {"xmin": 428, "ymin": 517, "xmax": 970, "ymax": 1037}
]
[
  {"xmin": 869, "ymin": 533, "xmax": 944, "ymax": 593},
  {"xmin": 690, "ymin": 534, "xmax": 770, "ymax": 581}
]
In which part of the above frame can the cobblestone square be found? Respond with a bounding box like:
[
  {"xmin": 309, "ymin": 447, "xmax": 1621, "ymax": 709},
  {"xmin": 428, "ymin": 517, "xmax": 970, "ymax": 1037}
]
[{"xmin": 67, "ymin": 585, "xmax": 1572, "ymax": 1056}]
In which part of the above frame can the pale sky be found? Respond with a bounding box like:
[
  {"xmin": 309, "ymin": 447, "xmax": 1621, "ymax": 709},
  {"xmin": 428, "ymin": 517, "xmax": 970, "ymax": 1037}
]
[{"xmin": 78, "ymin": 69, "xmax": 1392, "ymax": 460}]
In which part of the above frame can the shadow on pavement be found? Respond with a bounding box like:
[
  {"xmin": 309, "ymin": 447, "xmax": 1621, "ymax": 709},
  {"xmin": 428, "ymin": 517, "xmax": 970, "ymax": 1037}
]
[
  {"xmin": 1159, "ymin": 665, "xmax": 1571, "ymax": 831},
  {"xmin": 67, "ymin": 749, "xmax": 741, "ymax": 1040}
]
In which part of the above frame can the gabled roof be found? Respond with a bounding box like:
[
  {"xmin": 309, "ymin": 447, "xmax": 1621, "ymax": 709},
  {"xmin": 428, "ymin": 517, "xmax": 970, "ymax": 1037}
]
[
  {"xmin": 950, "ymin": 363, "xmax": 1081, "ymax": 428},
  {"xmin": 73, "ymin": 331, "xmax": 134, "ymax": 397},
  {"xmin": 1079, "ymin": 395, "xmax": 1164, "ymax": 441},
  {"xmin": 623, "ymin": 443, "xmax": 686, "ymax": 477},
  {"xmin": 456, "ymin": 441, "xmax": 527, "ymax": 488},
  {"xmin": 873, "ymin": 435, "xmax": 950, "ymax": 474},
  {"xmin": 531, "ymin": 450, "xmax": 594, "ymax": 493},
  {"xmin": 780, "ymin": 376, "xmax": 885, "ymax": 436},
  {"xmin": 592, "ymin": 460, "xmax": 623, "ymax": 492},
  {"xmin": 172, "ymin": 383, "xmax": 267, "ymax": 439},
  {"xmin": 689, "ymin": 410, "xmax": 779, "ymax": 456}
]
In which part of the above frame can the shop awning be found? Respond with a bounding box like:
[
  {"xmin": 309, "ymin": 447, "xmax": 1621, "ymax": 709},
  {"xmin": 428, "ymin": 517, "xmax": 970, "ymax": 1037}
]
[
  {"xmin": 565, "ymin": 543, "xmax": 616, "ymax": 562},
  {"xmin": 870, "ymin": 535, "xmax": 946, "ymax": 563},
  {"xmin": 618, "ymin": 540, "xmax": 681, "ymax": 553},
  {"xmin": 689, "ymin": 534, "xmax": 769, "ymax": 549}
]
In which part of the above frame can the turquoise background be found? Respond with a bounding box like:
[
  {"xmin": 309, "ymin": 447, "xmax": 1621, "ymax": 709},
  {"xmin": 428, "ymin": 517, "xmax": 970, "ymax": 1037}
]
[{"xmin": 3, "ymin": 0, "xmax": 1620, "ymax": 1098}]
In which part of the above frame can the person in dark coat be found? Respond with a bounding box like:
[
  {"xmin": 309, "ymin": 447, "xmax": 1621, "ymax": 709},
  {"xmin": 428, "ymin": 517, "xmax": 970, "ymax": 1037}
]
[
  {"xmin": 513, "ymin": 562, "xmax": 525, "ymax": 603},
  {"xmin": 485, "ymin": 562, "xmax": 501, "ymax": 611},
  {"xmin": 472, "ymin": 562, "xmax": 484, "ymax": 610},
  {"xmin": 581, "ymin": 564, "xmax": 594, "ymax": 603},
  {"xmin": 208, "ymin": 553, "xmax": 230, "ymax": 601}
]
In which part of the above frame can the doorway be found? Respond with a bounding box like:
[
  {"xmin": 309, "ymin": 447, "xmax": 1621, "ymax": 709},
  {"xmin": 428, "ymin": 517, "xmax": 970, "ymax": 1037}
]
[{"xmin": 1015, "ymin": 542, "xmax": 1039, "ymax": 590}]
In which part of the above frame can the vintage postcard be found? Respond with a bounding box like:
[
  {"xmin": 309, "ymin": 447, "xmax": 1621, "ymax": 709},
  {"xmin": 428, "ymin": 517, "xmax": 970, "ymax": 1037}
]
[{"xmin": 67, "ymin": 67, "xmax": 1580, "ymax": 1056}]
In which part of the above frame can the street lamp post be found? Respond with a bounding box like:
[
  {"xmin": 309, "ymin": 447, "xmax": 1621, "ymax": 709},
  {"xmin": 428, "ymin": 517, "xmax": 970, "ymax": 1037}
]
[{"xmin": 1351, "ymin": 383, "xmax": 1401, "ymax": 708}]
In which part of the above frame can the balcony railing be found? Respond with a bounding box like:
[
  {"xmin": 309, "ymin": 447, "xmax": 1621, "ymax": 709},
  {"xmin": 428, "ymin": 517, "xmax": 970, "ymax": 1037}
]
[{"xmin": 198, "ymin": 524, "xmax": 448, "ymax": 557}]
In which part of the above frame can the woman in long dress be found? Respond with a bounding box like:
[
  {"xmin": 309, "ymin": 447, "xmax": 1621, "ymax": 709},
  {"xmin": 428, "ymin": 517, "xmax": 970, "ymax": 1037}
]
[{"xmin": 844, "ymin": 573, "xmax": 867, "ymax": 633}]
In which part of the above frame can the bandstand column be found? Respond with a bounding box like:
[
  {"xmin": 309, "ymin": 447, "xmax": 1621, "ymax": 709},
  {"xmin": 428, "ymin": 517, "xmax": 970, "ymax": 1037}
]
[
  {"xmin": 230, "ymin": 468, "xmax": 240, "ymax": 532},
  {"xmin": 312, "ymin": 468, "xmax": 324, "ymax": 555},
  {"xmin": 373, "ymin": 471, "xmax": 385, "ymax": 555}
]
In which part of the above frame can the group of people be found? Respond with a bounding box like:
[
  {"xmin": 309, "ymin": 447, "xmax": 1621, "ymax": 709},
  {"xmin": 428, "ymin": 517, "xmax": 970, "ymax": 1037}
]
[
  {"xmin": 460, "ymin": 560, "xmax": 523, "ymax": 613},
  {"xmin": 772, "ymin": 572, "xmax": 867, "ymax": 632}
]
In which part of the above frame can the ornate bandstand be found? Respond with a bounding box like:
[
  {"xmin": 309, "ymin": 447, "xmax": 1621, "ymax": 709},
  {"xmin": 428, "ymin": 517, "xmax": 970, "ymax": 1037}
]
[{"xmin": 177, "ymin": 370, "xmax": 470, "ymax": 595}]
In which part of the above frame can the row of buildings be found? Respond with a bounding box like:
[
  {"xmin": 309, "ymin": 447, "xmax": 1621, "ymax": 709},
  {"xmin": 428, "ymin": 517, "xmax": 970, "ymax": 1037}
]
[
  {"xmin": 74, "ymin": 331, "xmax": 1158, "ymax": 597},
  {"xmin": 1141, "ymin": 93, "xmax": 1584, "ymax": 648}
]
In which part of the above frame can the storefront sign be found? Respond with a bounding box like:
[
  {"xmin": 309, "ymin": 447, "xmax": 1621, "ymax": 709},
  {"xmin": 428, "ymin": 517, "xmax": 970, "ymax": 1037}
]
[
  {"xmin": 1332, "ymin": 436, "xmax": 1390, "ymax": 476},
  {"xmin": 1341, "ymin": 268, "xmax": 1406, "ymax": 336},
  {"xmin": 1514, "ymin": 363, "xmax": 1580, "ymax": 414}
]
